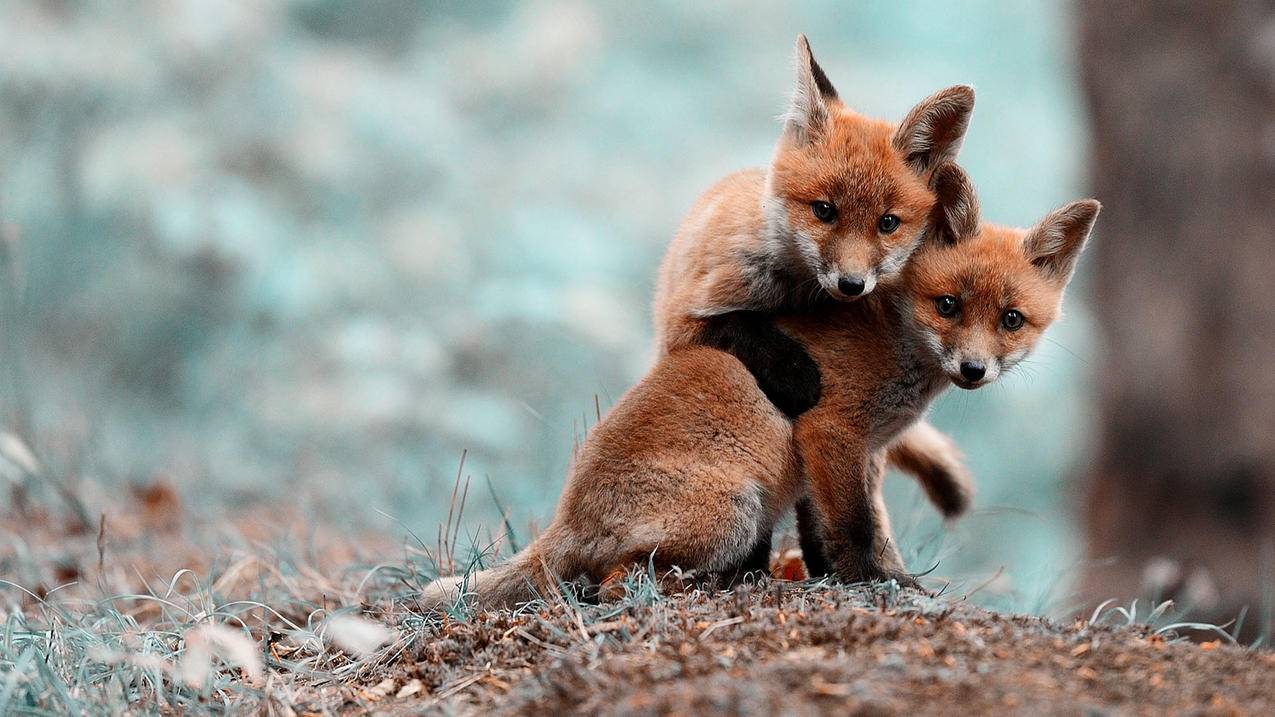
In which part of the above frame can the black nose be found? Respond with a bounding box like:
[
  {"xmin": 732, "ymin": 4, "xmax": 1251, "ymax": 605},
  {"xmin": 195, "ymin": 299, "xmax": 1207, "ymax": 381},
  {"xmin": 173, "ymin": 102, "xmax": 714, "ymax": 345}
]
[
  {"xmin": 837, "ymin": 276, "xmax": 866, "ymax": 297},
  {"xmin": 959, "ymin": 361, "xmax": 986, "ymax": 382}
]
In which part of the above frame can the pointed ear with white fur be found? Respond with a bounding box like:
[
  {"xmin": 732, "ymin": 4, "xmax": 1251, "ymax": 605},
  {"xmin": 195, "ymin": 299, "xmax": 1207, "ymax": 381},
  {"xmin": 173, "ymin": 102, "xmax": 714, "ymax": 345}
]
[
  {"xmin": 924, "ymin": 161, "xmax": 980, "ymax": 245},
  {"xmin": 893, "ymin": 85, "xmax": 975, "ymax": 173},
  {"xmin": 782, "ymin": 34, "xmax": 840, "ymax": 145},
  {"xmin": 1023, "ymin": 199, "xmax": 1101, "ymax": 282}
]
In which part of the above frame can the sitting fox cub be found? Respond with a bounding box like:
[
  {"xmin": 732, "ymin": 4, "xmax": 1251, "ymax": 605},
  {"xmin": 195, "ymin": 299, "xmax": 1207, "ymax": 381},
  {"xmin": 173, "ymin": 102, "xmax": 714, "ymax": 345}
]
[
  {"xmin": 422, "ymin": 166, "xmax": 1101, "ymax": 607},
  {"xmin": 655, "ymin": 35, "xmax": 977, "ymax": 518}
]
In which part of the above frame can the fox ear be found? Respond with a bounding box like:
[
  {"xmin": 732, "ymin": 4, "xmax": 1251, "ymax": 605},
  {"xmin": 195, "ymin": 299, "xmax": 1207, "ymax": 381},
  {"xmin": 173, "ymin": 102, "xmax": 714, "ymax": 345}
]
[
  {"xmin": 924, "ymin": 162, "xmax": 980, "ymax": 244},
  {"xmin": 1022, "ymin": 199, "xmax": 1101, "ymax": 282},
  {"xmin": 782, "ymin": 34, "xmax": 839, "ymax": 145},
  {"xmin": 893, "ymin": 85, "xmax": 975, "ymax": 173}
]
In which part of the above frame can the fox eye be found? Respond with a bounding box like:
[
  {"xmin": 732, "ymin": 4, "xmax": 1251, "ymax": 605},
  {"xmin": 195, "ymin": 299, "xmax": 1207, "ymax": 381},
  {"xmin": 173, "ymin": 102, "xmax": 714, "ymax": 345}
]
[
  {"xmin": 878, "ymin": 213, "xmax": 901, "ymax": 234},
  {"xmin": 1002, "ymin": 309, "xmax": 1025, "ymax": 331},
  {"xmin": 934, "ymin": 295, "xmax": 959, "ymax": 317},
  {"xmin": 811, "ymin": 201, "xmax": 838, "ymax": 223}
]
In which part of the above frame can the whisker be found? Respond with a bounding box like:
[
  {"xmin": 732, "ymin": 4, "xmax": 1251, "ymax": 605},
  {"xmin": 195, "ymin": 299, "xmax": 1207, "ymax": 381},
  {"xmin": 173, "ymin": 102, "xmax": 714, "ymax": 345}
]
[
  {"xmin": 1045, "ymin": 336, "xmax": 1087, "ymax": 364},
  {"xmin": 797, "ymin": 276, "xmax": 823, "ymax": 307}
]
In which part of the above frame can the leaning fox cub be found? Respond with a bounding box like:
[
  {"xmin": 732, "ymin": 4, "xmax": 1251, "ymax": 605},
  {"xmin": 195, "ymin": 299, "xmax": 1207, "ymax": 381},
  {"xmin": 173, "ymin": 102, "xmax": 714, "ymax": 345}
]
[
  {"xmin": 655, "ymin": 35, "xmax": 976, "ymax": 516},
  {"xmin": 654, "ymin": 35, "xmax": 975, "ymax": 351},
  {"xmin": 423, "ymin": 170, "xmax": 1101, "ymax": 608}
]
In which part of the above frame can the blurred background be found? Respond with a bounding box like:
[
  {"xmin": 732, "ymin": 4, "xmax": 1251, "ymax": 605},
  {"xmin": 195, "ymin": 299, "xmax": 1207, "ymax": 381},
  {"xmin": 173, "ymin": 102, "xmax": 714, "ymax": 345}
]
[{"xmin": 0, "ymin": 1, "xmax": 1267, "ymax": 620}]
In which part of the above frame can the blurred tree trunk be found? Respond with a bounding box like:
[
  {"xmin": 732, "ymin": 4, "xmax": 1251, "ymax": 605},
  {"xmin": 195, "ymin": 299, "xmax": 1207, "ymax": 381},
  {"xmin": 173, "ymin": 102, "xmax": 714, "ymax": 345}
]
[{"xmin": 1078, "ymin": 2, "xmax": 1275, "ymax": 627}]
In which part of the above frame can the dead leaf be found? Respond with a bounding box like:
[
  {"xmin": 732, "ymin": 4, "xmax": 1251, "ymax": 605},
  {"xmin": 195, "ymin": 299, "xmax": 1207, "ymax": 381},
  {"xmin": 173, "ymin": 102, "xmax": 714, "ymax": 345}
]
[
  {"xmin": 770, "ymin": 549, "xmax": 807, "ymax": 581},
  {"xmin": 396, "ymin": 678, "xmax": 423, "ymax": 698},
  {"xmin": 132, "ymin": 481, "xmax": 182, "ymax": 533},
  {"xmin": 327, "ymin": 615, "xmax": 397, "ymax": 656},
  {"xmin": 180, "ymin": 624, "xmax": 264, "ymax": 687}
]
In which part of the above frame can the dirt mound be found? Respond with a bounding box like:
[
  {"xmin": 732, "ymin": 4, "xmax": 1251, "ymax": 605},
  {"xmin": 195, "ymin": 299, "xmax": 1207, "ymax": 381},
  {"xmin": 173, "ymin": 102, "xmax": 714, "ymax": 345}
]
[{"xmin": 383, "ymin": 583, "xmax": 1274, "ymax": 716}]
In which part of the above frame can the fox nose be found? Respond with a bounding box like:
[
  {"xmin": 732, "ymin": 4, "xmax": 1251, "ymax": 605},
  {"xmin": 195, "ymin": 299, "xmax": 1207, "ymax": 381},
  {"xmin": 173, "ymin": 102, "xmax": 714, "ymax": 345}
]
[
  {"xmin": 837, "ymin": 275, "xmax": 866, "ymax": 297},
  {"xmin": 959, "ymin": 361, "xmax": 986, "ymax": 382}
]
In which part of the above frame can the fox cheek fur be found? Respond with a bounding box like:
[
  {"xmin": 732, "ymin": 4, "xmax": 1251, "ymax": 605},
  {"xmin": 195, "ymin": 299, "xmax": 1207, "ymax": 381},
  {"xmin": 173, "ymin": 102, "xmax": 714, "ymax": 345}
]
[{"xmin": 761, "ymin": 35, "xmax": 975, "ymax": 301}]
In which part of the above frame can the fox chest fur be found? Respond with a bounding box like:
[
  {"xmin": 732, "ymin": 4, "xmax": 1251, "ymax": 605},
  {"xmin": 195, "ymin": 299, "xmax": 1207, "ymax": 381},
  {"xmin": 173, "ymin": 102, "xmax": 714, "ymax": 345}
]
[{"xmin": 778, "ymin": 291, "xmax": 949, "ymax": 448}]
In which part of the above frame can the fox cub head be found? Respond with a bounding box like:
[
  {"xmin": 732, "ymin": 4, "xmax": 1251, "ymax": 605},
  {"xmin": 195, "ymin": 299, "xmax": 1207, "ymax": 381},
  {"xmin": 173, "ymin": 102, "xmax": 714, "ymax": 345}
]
[
  {"xmin": 764, "ymin": 34, "xmax": 974, "ymax": 302},
  {"xmin": 906, "ymin": 163, "xmax": 1101, "ymax": 389}
]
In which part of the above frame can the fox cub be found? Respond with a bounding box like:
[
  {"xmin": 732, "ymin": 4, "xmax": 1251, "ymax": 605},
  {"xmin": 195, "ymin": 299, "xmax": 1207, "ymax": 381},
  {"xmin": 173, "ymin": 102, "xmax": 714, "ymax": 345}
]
[
  {"xmin": 654, "ymin": 35, "xmax": 974, "ymax": 352},
  {"xmin": 422, "ymin": 163, "xmax": 1101, "ymax": 607},
  {"xmin": 654, "ymin": 35, "xmax": 976, "ymax": 517}
]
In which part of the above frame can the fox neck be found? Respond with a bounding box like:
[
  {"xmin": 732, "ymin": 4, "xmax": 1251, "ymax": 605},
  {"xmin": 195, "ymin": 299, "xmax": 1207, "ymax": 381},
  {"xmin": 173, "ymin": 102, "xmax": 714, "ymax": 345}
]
[
  {"xmin": 812, "ymin": 287, "xmax": 949, "ymax": 447},
  {"xmin": 884, "ymin": 289, "xmax": 951, "ymax": 395}
]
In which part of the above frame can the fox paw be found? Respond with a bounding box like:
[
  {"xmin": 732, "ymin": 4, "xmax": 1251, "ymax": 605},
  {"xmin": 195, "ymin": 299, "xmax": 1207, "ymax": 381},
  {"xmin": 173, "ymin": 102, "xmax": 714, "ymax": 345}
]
[
  {"xmin": 836, "ymin": 560, "xmax": 926, "ymax": 592},
  {"xmin": 861, "ymin": 567, "xmax": 923, "ymax": 591},
  {"xmin": 878, "ymin": 570, "xmax": 926, "ymax": 592}
]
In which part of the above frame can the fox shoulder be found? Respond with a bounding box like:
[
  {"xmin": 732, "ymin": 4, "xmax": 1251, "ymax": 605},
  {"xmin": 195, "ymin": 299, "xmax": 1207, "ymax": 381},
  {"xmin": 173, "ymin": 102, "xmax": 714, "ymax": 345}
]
[{"xmin": 655, "ymin": 169, "xmax": 776, "ymax": 349}]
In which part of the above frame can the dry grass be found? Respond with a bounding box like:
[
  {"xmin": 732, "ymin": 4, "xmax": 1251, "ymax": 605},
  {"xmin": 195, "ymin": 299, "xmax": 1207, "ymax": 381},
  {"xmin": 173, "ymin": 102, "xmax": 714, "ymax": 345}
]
[
  {"xmin": 0, "ymin": 479, "xmax": 421, "ymax": 714},
  {"xmin": 0, "ymin": 447, "xmax": 1272, "ymax": 715}
]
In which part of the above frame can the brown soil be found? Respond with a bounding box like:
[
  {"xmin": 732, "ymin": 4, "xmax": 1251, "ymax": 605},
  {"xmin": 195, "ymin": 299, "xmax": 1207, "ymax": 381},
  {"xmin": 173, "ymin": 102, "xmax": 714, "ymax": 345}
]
[
  {"xmin": 5, "ymin": 494, "xmax": 1270, "ymax": 716},
  {"xmin": 377, "ymin": 583, "xmax": 1275, "ymax": 717}
]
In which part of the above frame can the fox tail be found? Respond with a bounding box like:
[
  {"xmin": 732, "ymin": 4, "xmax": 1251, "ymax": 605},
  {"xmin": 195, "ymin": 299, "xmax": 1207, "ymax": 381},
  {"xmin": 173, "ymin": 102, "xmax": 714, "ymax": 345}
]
[
  {"xmin": 887, "ymin": 421, "xmax": 974, "ymax": 519},
  {"xmin": 420, "ymin": 526, "xmax": 577, "ymax": 611}
]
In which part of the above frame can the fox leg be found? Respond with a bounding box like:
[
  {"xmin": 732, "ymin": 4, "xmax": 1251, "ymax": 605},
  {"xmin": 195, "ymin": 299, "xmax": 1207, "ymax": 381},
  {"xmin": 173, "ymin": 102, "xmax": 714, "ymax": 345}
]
[
  {"xmin": 794, "ymin": 496, "xmax": 830, "ymax": 577},
  {"xmin": 736, "ymin": 530, "xmax": 773, "ymax": 574},
  {"xmin": 887, "ymin": 421, "xmax": 974, "ymax": 518},
  {"xmin": 867, "ymin": 449, "xmax": 909, "ymax": 576},
  {"xmin": 797, "ymin": 453, "xmax": 910, "ymax": 582},
  {"xmin": 695, "ymin": 311, "xmax": 822, "ymax": 419},
  {"xmin": 798, "ymin": 453, "xmax": 911, "ymax": 584},
  {"xmin": 583, "ymin": 477, "xmax": 772, "ymax": 591},
  {"xmin": 794, "ymin": 412, "xmax": 917, "ymax": 587},
  {"xmin": 716, "ymin": 530, "xmax": 774, "ymax": 587}
]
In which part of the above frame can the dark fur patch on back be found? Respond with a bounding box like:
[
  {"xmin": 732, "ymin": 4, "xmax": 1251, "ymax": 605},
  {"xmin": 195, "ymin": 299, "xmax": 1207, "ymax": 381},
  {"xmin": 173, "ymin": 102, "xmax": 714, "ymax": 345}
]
[{"xmin": 695, "ymin": 311, "xmax": 822, "ymax": 419}]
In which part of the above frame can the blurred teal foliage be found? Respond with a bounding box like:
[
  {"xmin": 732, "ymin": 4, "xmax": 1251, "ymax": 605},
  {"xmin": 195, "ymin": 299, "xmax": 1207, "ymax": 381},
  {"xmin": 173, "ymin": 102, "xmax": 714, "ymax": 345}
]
[{"xmin": 0, "ymin": 1, "xmax": 1091, "ymax": 609}]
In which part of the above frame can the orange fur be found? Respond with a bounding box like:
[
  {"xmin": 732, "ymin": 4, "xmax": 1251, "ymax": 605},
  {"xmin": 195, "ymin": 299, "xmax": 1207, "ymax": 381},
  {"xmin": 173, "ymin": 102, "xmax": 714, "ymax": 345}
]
[
  {"xmin": 421, "ymin": 187, "xmax": 1101, "ymax": 609},
  {"xmin": 651, "ymin": 35, "xmax": 978, "ymax": 516}
]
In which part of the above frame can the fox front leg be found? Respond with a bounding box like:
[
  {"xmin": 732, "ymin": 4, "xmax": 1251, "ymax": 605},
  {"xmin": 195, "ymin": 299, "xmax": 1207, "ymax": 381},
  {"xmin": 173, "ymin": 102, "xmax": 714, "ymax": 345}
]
[
  {"xmin": 797, "ymin": 489, "xmax": 911, "ymax": 585},
  {"xmin": 865, "ymin": 449, "xmax": 911, "ymax": 581},
  {"xmin": 795, "ymin": 496, "xmax": 831, "ymax": 577},
  {"xmin": 795, "ymin": 418, "xmax": 918, "ymax": 589}
]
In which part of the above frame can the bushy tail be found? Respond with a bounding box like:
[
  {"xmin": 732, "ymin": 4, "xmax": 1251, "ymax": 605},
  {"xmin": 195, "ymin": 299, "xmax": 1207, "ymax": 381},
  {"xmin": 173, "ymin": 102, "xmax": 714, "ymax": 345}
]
[
  {"xmin": 887, "ymin": 421, "xmax": 974, "ymax": 519},
  {"xmin": 421, "ymin": 529, "xmax": 573, "ymax": 612}
]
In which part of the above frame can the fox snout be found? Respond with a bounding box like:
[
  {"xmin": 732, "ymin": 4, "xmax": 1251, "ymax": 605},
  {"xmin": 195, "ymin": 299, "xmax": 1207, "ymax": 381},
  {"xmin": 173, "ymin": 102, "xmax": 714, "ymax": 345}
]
[
  {"xmin": 824, "ymin": 271, "xmax": 877, "ymax": 301},
  {"xmin": 944, "ymin": 352, "xmax": 1001, "ymax": 389},
  {"xmin": 837, "ymin": 275, "xmax": 867, "ymax": 297},
  {"xmin": 959, "ymin": 360, "xmax": 986, "ymax": 383},
  {"xmin": 820, "ymin": 237, "xmax": 918, "ymax": 302},
  {"xmin": 821, "ymin": 250, "xmax": 882, "ymax": 301}
]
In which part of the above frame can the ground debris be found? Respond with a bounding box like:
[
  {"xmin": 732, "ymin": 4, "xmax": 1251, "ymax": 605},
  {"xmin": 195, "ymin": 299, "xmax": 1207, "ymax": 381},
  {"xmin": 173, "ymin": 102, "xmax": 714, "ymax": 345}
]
[
  {"xmin": 379, "ymin": 584, "xmax": 1275, "ymax": 717},
  {"xmin": 4, "ymin": 503, "xmax": 1269, "ymax": 716}
]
